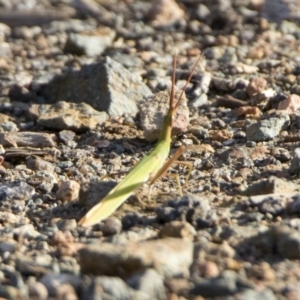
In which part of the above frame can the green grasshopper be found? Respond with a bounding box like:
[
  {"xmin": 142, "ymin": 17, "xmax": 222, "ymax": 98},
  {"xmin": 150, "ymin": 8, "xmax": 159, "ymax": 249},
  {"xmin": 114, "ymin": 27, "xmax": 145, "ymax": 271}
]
[{"xmin": 78, "ymin": 55, "xmax": 201, "ymax": 227}]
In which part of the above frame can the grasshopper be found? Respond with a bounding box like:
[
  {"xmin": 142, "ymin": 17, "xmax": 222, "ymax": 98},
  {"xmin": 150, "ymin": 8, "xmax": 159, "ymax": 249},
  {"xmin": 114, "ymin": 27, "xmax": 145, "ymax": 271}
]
[{"xmin": 78, "ymin": 54, "xmax": 201, "ymax": 227}]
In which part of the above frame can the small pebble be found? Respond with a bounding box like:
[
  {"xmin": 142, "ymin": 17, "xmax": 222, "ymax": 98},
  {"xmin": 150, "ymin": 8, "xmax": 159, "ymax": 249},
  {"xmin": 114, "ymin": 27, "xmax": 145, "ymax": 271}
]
[
  {"xmin": 28, "ymin": 280, "xmax": 48, "ymax": 300},
  {"xmin": 56, "ymin": 181, "xmax": 80, "ymax": 202},
  {"xmin": 199, "ymin": 261, "xmax": 220, "ymax": 278},
  {"xmin": 26, "ymin": 156, "xmax": 55, "ymax": 172},
  {"xmin": 246, "ymin": 77, "xmax": 267, "ymax": 97},
  {"xmin": 278, "ymin": 94, "xmax": 300, "ymax": 113},
  {"xmin": 101, "ymin": 217, "xmax": 122, "ymax": 236},
  {"xmin": 158, "ymin": 221, "xmax": 196, "ymax": 241}
]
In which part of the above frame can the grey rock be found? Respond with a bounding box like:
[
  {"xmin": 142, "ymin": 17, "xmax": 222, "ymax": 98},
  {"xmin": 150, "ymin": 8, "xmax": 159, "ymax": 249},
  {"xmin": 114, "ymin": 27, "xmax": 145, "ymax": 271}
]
[
  {"xmin": 0, "ymin": 42, "xmax": 11, "ymax": 57},
  {"xmin": 0, "ymin": 240, "xmax": 17, "ymax": 254},
  {"xmin": 28, "ymin": 280, "xmax": 48, "ymax": 300},
  {"xmin": 0, "ymin": 131, "xmax": 55, "ymax": 147},
  {"xmin": 57, "ymin": 257, "xmax": 80, "ymax": 275},
  {"xmin": 248, "ymin": 194, "xmax": 292, "ymax": 216},
  {"xmin": 245, "ymin": 176, "xmax": 297, "ymax": 196},
  {"xmin": 101, "ymin": 217, "xmax": 122, "ymax": 236},
  {"xmin": 64, "ymin": 27, "xmax": 116, "ymax": 57},
  {"xmin": 190, "ymin": 270, "xmax": 252, "ymax": 297},
  {"xmin": 216, "ymin": 146, "xmax": 252, "ymax": 166},
  {"xmin": 189, "ymin": 93, "xmax": 208, "ymax": 108},
  {"xmin": 287, "ymin": 194, "xmax": 300, "ymax": 214},
  {"xmin": 0, "ymin": 180, "xmax": 35, "ymax": 202},
  {"xmin": 246, "ymin": 113, "xmax": 290, "ymax": 141},
  {"xmin": 37, "ymin": 101, "xmax": 108, "ymax": 132},
  {"xmin": 290, "ymin": 148, "xmax": 300, "ymax": 174},
  {"xmin": 0, "ymin": 285, "xmax": 27, "ymax": 300},
  {"xmin": 26, "ymin": 156, "xmax": 55, "ymax": 172},
  {"xmin": 246, "ymin": 140, "xmax": 256, "ymax": 147},
  {"xmin": 40, "ymin": 57, "xmax": 151, "ymax": 117},
  {"xmin": 103, "ymin": 227, "xmax": 157, "ymax": 244},
  {"xmin": 147, "ymin": 67, "xmax": 167, "ymax": 79},
  {"xmin": 80, "ymin": 276, "xmax": 149, "ymax": 300},
  {"xmin": 156, "ymin": 194, "xmax": 212, "ymax": 227},
  {"xmin": 3, "ymin": 270, "xmax": 26, "ymax": 290},
  {"xmin": 4, "ymin": 147, "xmax": 60, "ymax": 160},
  {"xmin": 96, "ymin": 277, "xmax": 133, "ymax": 300},
  {"xmin": 276, "ymin": 226, "xmax": 300, "ymax": 259},
  {"xmin": 291, "ymin": 85, "xmax": 300, "ymax": 96},
  {"xmin": 242, "ymin": 226, "xmax": 278, "ymax": 258},
  {"xmin": 156, "ymin": 206, "xmax": 180, "ymax": 223},
  {"xmin": 219, "ymin": 47, "xmax": 238, "ymax": 64},
  {"xmin": 16, "ymin": 253, "xmax": 54, "ymax": 276},
  {"xmin": 272, "ymin": 147, "xmax": 291, "ymax": 162},
  {"xmin": 12, "ymin": 224, "xmax": 40, "ymax": 239},
  {"xmin": 195, "ymin": 3, "xmax": 210, "ymax": 21},
  {"xmin": 261, "ymin": 0, "xmax": 300, "ymax": 23},
  {"xmin": 56, "ymin": 219, "xmax": 77, "ymax": 231},
  {"xmin": 225, "ymin": 217, "xmax": 258, "ymax": 236},
  {"xmin": 199, "ymin": 72, "xmax": 212, "ymax": 94},
  {"xmin": 9, "ymin": 199, "xmax": 25, "ymax": 214},
  {"xmin": 36, "ymin": 171, "xmax": 57, "ymax": 193},
  {"xmin": 240, "ymin": 288, "xmax": 277, "ymax": 300},
  {"xmin": 0, "ymin": 121, "xmax": 18, "ymax": 132},
  {"xmin": 122, "ymin": 212, "xmax": 144, "ymax": 229},
  {"xmin": 126, "ymin": 269, "xmax": 165, "ymax": 300},
  {"xmin": 58, "ymin": 130, "xmax": 76, "ymax": 144},
  {"xmin": 30, "ymin": 72, "xmax": 56, "ymax": 93},
  {"xmin": 288, "ymin": 218, "xmax": 300, "ymax": 230},
  {"xmin": 257, "ymin": 59, "xmax": 282, "ymax": 70},
  {"xmin": 189, "ymin": 125, "xmax": 209, "ymax": 139},
  {"xmin": 79, "ymin": 238, "xmax": 193, "ymax": 278},
  {"xmin": 109, "ymin": 52, "xmax": 144, "ymax": 70},
  {"xmin": 242, "ymin": 225, "xmax": 300, "ymax": 259},
  {"xmin": 57, "ymin": 160, "xmax": 74, "ymax": 169},
  {"xmin": 0, "ymin": 9, "xmax": 73, "ymax": 27},
  {"xmin": 0, "ymin": 23, "xmax": 11, "ymax": 37},
  {"xmin": 39, "ymin": 273, "xmax": 81, "ymax": 297},
  {"xmin": 205, "ymin": 47, "xmax": 224, "ymax": 60}
]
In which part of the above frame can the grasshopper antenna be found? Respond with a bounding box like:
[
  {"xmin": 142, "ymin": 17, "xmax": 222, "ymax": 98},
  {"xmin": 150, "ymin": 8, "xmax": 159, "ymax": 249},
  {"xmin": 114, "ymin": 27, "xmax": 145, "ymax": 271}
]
[{"xmin": 175, "ymin": 55, "xmax": 202, "ymax": 109}]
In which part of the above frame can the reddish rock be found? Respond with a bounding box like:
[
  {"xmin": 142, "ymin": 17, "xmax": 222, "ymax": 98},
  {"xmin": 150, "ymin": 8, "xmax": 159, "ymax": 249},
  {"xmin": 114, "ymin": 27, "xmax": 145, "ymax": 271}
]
[
  {"xmin": 209, "ymin": 130, "xmax": 233, "ymax": 142},
  {"xmin": 138, "ymin": 89, "xmax": 189, "ymax": 142},
  {"xmin": 278, "ymin": 94, "xmax": 300, "ymax": 113},
  {"xmin": 237, "ymin": 106, "xmax": 261, "ymax": 117},
  {"xmin": 56, "ymin": 180, "xmax": 80, "ymax": 202},
  {"xmin": 147, "ymin": 0, "xmax": 185, "ymax": 27},
  {"xmin": 246, "ymin": 77, "xmax": 267, "ymax": 97}
]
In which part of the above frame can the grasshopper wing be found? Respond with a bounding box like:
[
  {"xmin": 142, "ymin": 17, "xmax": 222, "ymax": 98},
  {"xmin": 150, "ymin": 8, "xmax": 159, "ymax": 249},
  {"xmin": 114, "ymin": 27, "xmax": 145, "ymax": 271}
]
[{"xmin": 78, "ymin": 142, "xmax": 169, "ymax": 227}]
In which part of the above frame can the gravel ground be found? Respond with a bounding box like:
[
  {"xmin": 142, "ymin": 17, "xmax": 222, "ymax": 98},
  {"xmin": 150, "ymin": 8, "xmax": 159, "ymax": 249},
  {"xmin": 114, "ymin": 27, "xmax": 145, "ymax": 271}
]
[{"xmin": 1, "ymin": 0, "xmax": 300, "ymax": 299}]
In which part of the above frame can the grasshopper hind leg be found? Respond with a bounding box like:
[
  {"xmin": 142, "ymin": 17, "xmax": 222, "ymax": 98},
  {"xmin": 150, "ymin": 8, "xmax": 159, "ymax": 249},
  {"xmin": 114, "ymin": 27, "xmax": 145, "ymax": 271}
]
[
  {"xmin": 173, "ymin": 160, "xmax": 193, "ymax": 188},
  {"xmin": 147, "ymin": 145, "xmax": 193, "ymax": 200},
  {"xmin": 160, "ymin": 160, "xmax": 193, "ymax": 197}
]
